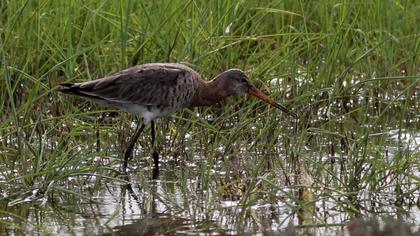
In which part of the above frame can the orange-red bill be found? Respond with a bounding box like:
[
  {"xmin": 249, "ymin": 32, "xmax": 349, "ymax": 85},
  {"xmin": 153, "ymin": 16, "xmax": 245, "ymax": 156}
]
[{"xmin": 248, "ymin": 87, "xmax": 297, "ymax": 118}]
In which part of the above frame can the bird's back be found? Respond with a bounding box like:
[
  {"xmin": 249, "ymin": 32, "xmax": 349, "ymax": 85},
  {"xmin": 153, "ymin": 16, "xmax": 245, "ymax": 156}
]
[{"xmin": 60, "ymin": 63, "xmax": 203, "ymax": 123}]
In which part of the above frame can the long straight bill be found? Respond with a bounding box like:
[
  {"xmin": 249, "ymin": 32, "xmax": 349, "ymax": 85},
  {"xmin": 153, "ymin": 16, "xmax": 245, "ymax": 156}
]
[{"xmin": 248, "ymin": 87, "xmax": 297, "ymax": 118}]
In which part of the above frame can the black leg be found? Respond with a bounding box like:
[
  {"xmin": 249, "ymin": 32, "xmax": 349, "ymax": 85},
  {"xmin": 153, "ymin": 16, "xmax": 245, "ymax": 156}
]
[
  {"xmin": 123, "ymin": 121, "xmax": 145, "ymax": 170},
  {"xmin": 151, "ymin": 120, "xmax": 156, "ymax": 147},
  {"xmin": 151, "ymin": 120, "xmax": 159, "ymax": 170}
]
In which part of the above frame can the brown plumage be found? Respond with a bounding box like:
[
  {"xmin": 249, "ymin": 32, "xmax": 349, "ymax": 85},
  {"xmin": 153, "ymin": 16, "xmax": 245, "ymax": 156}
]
[{"xmin": 59, "ymin": 63, "xmax": 296, "ymax": 172}]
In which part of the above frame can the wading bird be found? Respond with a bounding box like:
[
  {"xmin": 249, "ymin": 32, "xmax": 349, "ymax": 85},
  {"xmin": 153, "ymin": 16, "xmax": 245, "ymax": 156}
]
[{"xmin": 59, "ymin": 63, "xmax": 296, "ymax": 171}]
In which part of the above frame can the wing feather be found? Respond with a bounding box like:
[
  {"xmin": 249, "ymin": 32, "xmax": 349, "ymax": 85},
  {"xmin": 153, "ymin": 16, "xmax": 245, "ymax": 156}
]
[{"xmin": 73, "ymin": 64, "xmax": 188, "ymax": 106}]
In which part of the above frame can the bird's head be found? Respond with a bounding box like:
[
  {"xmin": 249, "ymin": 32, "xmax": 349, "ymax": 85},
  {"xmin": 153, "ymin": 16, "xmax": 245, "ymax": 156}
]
[
  {"xmin": 215, "ymin": 69, "xmax": 297, "ymax": 118},
  {"xmin": 215, "ymin": 69, "xmax": 253, "ymax": 96}
]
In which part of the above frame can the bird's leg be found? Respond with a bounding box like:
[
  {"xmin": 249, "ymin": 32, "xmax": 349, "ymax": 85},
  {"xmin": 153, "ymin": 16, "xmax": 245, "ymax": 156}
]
[
  {"xmin": 123, "ymin": 121, "xmax": 145, "ymax": 170},
  {"xmin": 151, "ymin": 120, "xmax": 159, "ymax": 169},
  {"xmin": 151, "ymin": 120, "xmax": 160, "ymax": 179}
]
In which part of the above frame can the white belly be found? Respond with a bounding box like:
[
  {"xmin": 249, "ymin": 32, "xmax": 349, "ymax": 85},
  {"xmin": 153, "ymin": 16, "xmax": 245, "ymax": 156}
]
[{"xmin": 121, "ymin": 104, "xmax": 177, "ymax": 123}]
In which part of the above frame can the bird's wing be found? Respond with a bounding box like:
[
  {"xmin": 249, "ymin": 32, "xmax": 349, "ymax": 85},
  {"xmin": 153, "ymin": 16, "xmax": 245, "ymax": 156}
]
[{"xmin": 71, "ymin": 65, "xmax": 188, "ymax": 106}]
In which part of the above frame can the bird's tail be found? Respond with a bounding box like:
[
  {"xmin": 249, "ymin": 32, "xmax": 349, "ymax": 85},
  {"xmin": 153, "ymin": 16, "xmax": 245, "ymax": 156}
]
[
  {"xmin": 57, "ymin": 83, "xmax": 75, "ymax": 94},
  {"xmin": 58, "ymin": 83, "xmax": 103, "ymax": 101}
]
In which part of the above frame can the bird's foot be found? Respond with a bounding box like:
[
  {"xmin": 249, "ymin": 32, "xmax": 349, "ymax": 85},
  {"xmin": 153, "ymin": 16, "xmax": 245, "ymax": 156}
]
[
  {"xmin": 120, "ymin": 161, "xmax": 129, "ymax": 175},
  {"xmin": 124, "ymin": 148, "xmax": 134, "ymax": 162},
  {"xmin": 152, "ymin": 151, "xmax": 159, "ymax": 169},
  {"xmin": 122, "ymin": 149, "xmax": 134, "ymax": 173},
  {"xmin": 152, "ymin": 166, "xmax": 159, "ymax": 180}
]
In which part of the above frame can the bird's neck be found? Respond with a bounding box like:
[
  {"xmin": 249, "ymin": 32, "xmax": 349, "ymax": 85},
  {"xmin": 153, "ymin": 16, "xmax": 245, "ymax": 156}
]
[{"xmin": 192, "ymin": 79, "xmax": 229, "ymax": 107}]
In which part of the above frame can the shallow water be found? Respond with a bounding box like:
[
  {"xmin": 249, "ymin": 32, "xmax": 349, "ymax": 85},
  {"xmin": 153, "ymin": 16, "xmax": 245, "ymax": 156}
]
[{"xmin": 2, "ymin": 126, "xmax": 419, "ymax": 235}]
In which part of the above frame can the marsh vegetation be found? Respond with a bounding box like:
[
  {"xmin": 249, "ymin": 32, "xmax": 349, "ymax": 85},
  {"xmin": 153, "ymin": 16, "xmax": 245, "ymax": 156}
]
[{"xmin": 1, "ymin": 0, "xmax": 419, "ymax": 235}]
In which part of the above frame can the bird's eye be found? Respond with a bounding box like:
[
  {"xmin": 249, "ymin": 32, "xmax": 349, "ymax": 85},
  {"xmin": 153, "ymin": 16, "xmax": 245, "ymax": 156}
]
[{"xmin": 241, "ymin": 77, "xmax": 248, "ymax": 83}]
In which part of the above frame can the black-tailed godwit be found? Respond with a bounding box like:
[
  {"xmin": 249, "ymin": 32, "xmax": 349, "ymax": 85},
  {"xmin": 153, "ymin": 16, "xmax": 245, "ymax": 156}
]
[{"xmin": 59, "ymin": 63, "xmax": 297, "ymax": 171}]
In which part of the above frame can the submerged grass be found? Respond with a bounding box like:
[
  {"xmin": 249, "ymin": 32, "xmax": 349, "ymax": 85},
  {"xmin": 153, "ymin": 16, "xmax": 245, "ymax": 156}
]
[{"xmin": 1, "ymin": 0, "xmax": 419, "ymax": 234}]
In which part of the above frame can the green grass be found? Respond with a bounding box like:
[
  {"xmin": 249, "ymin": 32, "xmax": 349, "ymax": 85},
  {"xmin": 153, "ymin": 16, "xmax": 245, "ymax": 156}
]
[{"xmin": 1, "ymin": 0, "xmax": 419, "ymax": 234}]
